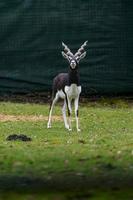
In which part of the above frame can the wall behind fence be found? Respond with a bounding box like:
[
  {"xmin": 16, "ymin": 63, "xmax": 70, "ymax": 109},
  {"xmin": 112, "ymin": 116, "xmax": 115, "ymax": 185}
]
[{"xmin": 0, "ymin": 0, "xmax": 132, "ymax": 95}]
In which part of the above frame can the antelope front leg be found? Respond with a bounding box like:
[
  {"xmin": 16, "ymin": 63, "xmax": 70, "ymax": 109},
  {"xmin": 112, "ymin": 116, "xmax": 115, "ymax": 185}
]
[
  {"xmin": 66, "ymin": 95, "xmax": 72, "ymax": 131},
  {"xmin": 74, "ymin": 96, "xmax": 81, "ymax": 132},
  {"xmin": 62, "ymin": 100, "xmax": 69, "ymax": 130}
]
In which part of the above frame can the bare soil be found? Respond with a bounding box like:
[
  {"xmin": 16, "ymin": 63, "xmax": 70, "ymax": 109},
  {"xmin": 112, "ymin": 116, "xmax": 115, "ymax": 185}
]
[{"xmin": 0, "ymin": 114, "xmax": 62, "ymax": 122}]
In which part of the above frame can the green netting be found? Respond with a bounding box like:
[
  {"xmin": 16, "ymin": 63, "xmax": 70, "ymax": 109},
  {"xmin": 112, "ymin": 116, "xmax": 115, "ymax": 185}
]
[{"xmin": 0, "ymin": 0, "xmax": 133, "ymax": 95}]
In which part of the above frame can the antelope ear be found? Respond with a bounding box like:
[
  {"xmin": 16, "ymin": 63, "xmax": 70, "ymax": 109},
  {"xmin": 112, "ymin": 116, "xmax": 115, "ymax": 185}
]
[{"xmin": 61, "ymin": 51, "xmax": 69, "ymax": 60}]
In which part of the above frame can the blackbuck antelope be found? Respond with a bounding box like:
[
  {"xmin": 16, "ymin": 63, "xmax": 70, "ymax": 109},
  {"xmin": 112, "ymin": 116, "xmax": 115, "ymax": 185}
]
[{"xmin": 47, "ymin": 41, "xmax": 87, "ymax": 132}]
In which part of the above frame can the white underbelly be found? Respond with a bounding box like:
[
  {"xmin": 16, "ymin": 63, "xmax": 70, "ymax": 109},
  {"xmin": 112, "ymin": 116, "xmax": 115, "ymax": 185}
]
[{"xmin": 65, "ymin": 84, "xmax": 81, "ymax": 99}]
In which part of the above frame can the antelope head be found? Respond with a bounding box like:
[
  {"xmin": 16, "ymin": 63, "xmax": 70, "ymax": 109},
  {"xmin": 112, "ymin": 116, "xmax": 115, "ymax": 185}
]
[{"xmin": 62, "ymin": 41, "xmax": 88, "ymax": 69}]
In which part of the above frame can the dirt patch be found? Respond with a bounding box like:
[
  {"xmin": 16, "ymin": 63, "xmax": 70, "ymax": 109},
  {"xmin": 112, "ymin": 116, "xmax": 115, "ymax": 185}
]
[{"xmin": 0, "ymin": 114, "xmax": 62, "ymax": 122}]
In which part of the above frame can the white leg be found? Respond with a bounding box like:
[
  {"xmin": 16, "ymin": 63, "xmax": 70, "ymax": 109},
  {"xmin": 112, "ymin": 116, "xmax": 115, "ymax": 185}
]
[
  {"xmin": 47, "ymin": 93, "xmax": 59, "ymax": 128},
  {"xmin": 66, "ymin": 95, "xmax": 72, "ymax": 131},
  {"xmin": 74, "ymin": 96, "xmax": 81, "ymax": 132},
  {"xmin": 62, "ymin": 100, "xmax": 69, "ymax": 130}
]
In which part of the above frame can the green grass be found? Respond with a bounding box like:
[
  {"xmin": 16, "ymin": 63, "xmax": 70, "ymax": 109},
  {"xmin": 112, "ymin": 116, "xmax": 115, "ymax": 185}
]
[{"xmin": 0, "ymin": 100, "xmax": 133, "ymax": 199}]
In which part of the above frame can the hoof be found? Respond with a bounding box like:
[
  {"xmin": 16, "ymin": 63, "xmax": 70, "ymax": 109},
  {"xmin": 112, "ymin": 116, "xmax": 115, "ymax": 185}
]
[
  {"xmin": 65, "ymin": 126, "xmax": 72, "ymax": 131},
  {"xmin": 77, "ymin": 128, "xmax": 81, "ymax": 132},
  {"xmin": 47, "ymin": 124, "xmax": 51, "ymax": 129},
  {"xmin": 65, "ymin": 124, "xmax": 70, "ymax": 130}
]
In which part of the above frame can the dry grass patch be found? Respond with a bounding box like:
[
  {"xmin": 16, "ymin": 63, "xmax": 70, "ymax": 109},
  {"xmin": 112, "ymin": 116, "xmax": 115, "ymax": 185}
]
[{"xmin": 0, "ymin": 114, "xmax": 62, "ymax": 122}]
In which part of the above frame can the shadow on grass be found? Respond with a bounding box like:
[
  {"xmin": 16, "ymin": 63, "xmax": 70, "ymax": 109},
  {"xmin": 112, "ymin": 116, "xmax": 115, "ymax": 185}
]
[
  {"xmin": 0, "ymin": 173, "xmax": 133, "ymax": 199},
  {"xmin": 0, "ymin": 172, "xmax": 133, "ymax": 192}
]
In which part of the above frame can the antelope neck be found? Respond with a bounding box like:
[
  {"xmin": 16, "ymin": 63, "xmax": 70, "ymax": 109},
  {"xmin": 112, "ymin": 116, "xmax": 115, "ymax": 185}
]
[{"xmin": 68, "ymin": 68, "xmax": 80, "ymax": 86}]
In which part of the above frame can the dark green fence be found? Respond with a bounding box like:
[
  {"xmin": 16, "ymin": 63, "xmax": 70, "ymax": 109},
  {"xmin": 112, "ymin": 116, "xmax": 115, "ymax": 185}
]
[{"xmin": 0, "ymin": 0, "xmax": 133, "ymax": 95}]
